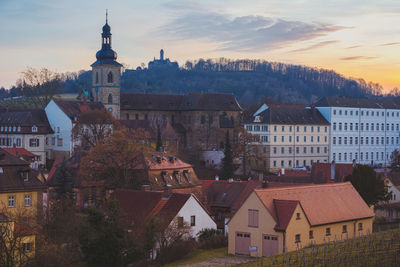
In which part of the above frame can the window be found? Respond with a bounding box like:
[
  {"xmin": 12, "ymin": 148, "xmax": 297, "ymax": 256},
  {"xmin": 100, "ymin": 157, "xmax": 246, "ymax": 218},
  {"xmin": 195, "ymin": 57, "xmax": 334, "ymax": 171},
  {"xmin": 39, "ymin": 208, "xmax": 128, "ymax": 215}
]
[
  {"xmin": 274, "ymin": 125, "xmax": 277, "ymax": 132},
  {"xmin": 304, "ymin": 126, "xmax": 307, "ymax": 132},
  {"xmin": 296, "ymin": 126, "xmax": 300, "ymax": 132},
  {"xmin": 95, "ymin": 72, "xmax": 99, "ymax": 83},
  {"xmin": 303, "ymin": 147, "xmax": 307, "ymax": 153},
  {"xmin": 23, "ymin": 242, "xmax": 32, "ymax": 252},
  {"xmin": 311, "ymin": 126, "xmax": 314, "ymax": 132},
  {"xmin": 304, "ymin": 136, "xmax": 307, "ymax": 142},
  {"xmin": 309, "ymin": 230, "xmax": 314, "ymax": 239},
  {"xmin": 190, "ymin": 215, "xmax": 196, "ymax": 226},
  {"xmin": 248, "ymin": 209, "xmax": 259, "ymax": 227},
  {"xmin": 25, "ymin": 195, "xmax": 31, "ymax": 207},
  {"xmin": 107, "ymin": 71, "xmax": 113, "ymax": 83},
  {"xmin": 295, "ymin": 234, "xmax": 301, "ymax": 243},
  {"xmin": 262, "ymin": 125, "xmax": 268, "ymax": 132},
  {"xmin": 57, "ymin": 138, "xmax": 63, "ymax": 147},
  {"xmin": 281, "ymin": 126, "xmax": 285, "ymax": 132},
  {"xmin": 108, "ymin": 93, "xmax": 113, "ymax": 103},
  {"xmin": 326, "ymin": 228, "xmax": 331, "ymax": 236},
  {"xmin": 296, "ymin": 147, "xmax": 299, "ymax": 154},
  {"xmin": 342, "ymin": 225, "xmax": 347, "ymax": 233},
  {"xmin": 325, "ymin": 127, "xmax": 327, "ymax": 132},
  {"xmin": 29, "ymin": 138, "xmax": 39, "ymax": 147},
  {"xmin": 274, "ymin": 136, "xmax": 277, "ymax": 142},
  {"xmin": 281, "ymin": 136, "xmax": 284, "ymax": 142},
  {"xmin": 289, "ymin": 136, "xmax": 292, "ymax": 142},
  {"xmin": 344, "ymin": 123, "xmax": 347, "ymax": 131},
  {"xmin": 358, "ymin": 223, "xmax": 363, "ymax": 231},
  {"xmin": 338, "ymin": 137, "xmax": 342, "ymax": 145},
  {"xmin": 350, "ymin": 137, "xmax": 353, "ymax": 145},
  {"xmin": 273, "ymin": 147, "xmax": 277, "ymax": 154},
  {"xmin": 339, "ymin": 123, "xmax": 342, "ymax": 131},
  {"xmin": 177, "ymin": 216, "xmax": 184, "ymax": 228},
  {"xmin": 281, "ymin": 147, "xmax": 285, "ymax": 154},
  {"xmin": 344, "ymin": 137, "xmax": 347, "ymax": 145},
  {"xmin": 355, "ymin": 123, "xmax": 358, "ymax": 131},
  {"xmin": 246, "ymin": 125, "xmax": 253, "ymax": 132},
  {"xmin": 8, "ymin": 196, "xmax": 15, "ymax": 207},
  {"xmin": 201, "ymin": 115, "xmax": 205, "ymax": 124},
  {"xmin": 296, "ymin": 213, "xmax": 300, "ymax": 220}
]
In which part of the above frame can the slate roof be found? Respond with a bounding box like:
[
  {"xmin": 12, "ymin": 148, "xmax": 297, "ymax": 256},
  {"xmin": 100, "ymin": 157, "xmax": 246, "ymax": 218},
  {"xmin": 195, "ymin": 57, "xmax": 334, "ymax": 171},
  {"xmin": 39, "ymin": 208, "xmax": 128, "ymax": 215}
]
[
  {"xmin": 53, "ymin": 100, "xmax": 104, "ymax": 121},
  {"xmin": 314, "ymin": 97, "xmax": 400, "ymax": 109},
  {"xmin": 0, "ymin": 149, "xmax": 45, "ymax": 192},
  {"xmin": 273, "ymin": 199, "xmax": 300, "ymax": 231},
  {"xmin": 110, "ymin": 189, "xmax": 192, "ymax": 228},
  {"xmin": 255, "ymin": 182, "xmax": 374, "ymax": 226},
  {"xmin": 120, "ymin": 93, "xmax": 242, "ymax": 111},
  {"xmin": 248, "ymin": 107, "xmax": 329, "ymax": 125},
  {"xmin": 0, "ymin": 109, "xmax": 53, "ymax": 134}
]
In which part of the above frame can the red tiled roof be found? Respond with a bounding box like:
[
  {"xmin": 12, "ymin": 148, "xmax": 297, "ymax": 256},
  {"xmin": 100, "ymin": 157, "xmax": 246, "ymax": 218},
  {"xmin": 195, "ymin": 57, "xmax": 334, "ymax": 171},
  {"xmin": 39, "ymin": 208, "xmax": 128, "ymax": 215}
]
[
  {"xmin": 46, "ymin": 157, "xmax": 64, "ymax": 183},
  {"xmin": 54, "ymin": 100, "xmax": 104, "ymax": 120},
  {"xmin": 135, "ymin": 151, "xmax": 192, "ymax": 170},
  {"xmin": 281, "ymin": 170, "xmax": 309, "ymax": 177},
  {"xmin": 4, "ymin": 147, "xmax": 37, "ymax": 158},
  {"xmin": 311, "ymin": 163, "xmax": 354, "ymax": 183},
  {"xmin": 273, "ymin": 199, "xmax": 299, "ymax": 231},
  {"xmin": 255, "ymin": 182, "xmax": 374, "ymax": 226}
]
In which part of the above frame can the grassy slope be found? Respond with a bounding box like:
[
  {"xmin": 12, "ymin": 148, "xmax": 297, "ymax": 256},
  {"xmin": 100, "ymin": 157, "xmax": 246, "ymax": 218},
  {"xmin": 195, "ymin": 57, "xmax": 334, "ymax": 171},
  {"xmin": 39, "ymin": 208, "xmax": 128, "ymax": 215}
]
[{"xmin": 163, "ymin": 247, "xmax": 228, "ymax": 267}]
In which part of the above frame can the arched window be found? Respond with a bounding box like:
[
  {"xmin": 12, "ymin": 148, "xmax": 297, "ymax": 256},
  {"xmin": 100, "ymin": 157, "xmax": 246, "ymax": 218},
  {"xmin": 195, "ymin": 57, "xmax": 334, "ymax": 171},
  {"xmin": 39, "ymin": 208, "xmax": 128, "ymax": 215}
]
[
  {"xmin": 107, "ymin": 71, "xmax": 113, "ymax": 83},
  {"xmin": 108, "ymin": 93, "xmax": 113, "ymax": 103},
  {"xmin": 95, "ymin": 72, "xmax": 99, "ymax": 84}
]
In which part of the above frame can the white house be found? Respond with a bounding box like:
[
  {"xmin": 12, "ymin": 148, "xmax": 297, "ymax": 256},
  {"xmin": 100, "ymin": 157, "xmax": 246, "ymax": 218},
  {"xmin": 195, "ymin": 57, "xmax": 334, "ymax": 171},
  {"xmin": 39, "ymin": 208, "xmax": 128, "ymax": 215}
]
[
  {"xmin": 315, "ymin": 97, "xmax": 400, "ymax": 166},
  {"xmin": 45, "ymin": 99, "xmax": 104, "ymax": 158}
]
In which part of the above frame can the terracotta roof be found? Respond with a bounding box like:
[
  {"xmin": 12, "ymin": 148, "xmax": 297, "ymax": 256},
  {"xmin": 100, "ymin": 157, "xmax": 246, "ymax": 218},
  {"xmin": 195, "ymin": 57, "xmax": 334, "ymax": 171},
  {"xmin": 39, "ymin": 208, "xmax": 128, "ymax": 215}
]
[
  {"xmin": 135, "ymin": 151, "xmax": 192, "ymax": 171},
  {"xmin": 0, "ymin": 149, "xmax": 45, "ymax": 192},
  {"xmin": 0, "ymin": 109, "xmax": 53, "ymax": 134},
  {"xmin": 54, "ymin": 100, "xmax": 104, "ymax": 120},
  {"xmin": 110, "ymin": 189, "xmax": 191, "ymax": 227},
  {"xmin": 120, "ymin": 92, "xmax": 242, "ymax": 111},
  {"xmin": 248, "ymin": 106, "xmax": 329, "ymax": 125},
  {"xmin": 273, "ymin": 199, "xmax": 300, "ymax": 231},
  {"xmin": 4, "ymin": 147, "xmax": 37, "ymax": 158},
  {"xmin": 255, "ymin": 182, "xmax": 374, "ymax": 226},
  {"xmin": 311, "ymin": 163, "xmax": 354, "ymax": 183},
  {"xmin": 314, "ymin": 97, "xmax": 400, "ymax": 109}
]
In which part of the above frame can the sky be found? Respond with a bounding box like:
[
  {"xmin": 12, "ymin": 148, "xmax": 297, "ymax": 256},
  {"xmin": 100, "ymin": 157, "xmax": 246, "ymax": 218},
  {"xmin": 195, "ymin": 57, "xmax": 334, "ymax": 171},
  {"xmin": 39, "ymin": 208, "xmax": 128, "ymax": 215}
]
[{"xmin": 1, "ymin": 0, "xmax": 399, "ymax": 92}]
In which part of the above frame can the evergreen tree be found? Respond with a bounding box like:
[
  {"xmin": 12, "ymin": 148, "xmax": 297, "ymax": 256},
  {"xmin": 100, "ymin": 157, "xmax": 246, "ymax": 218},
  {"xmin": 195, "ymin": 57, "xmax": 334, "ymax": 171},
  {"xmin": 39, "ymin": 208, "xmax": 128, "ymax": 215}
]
[
  {"xmin": 156, "ymin": 124, "xmax": 163, "ymax": 152},
  {"xmin": 222, "ymin": 131, "xmax": 234, "ymax": 179},
  {"xmin": 345, "ymin": 165, "xmax": 390, "ymax": 206},
  {"xmin": 54, "ymin": 160, "xmax": 73, "ymax": 199}
]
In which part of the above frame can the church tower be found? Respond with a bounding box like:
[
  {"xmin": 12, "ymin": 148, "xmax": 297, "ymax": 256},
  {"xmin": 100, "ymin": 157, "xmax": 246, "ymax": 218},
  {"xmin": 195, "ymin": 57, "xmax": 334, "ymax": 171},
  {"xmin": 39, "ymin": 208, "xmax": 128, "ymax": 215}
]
[{"xmin": 91, "ymin": 11, "xmax": 122, "ymax": 119}]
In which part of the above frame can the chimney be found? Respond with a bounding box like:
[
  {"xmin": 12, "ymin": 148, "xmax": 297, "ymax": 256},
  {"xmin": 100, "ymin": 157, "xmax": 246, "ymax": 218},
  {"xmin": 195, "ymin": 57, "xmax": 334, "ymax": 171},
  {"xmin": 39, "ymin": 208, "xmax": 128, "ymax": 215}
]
[{"xmin": 331, "ymin": 160, "xmax": 335, "ymax": 181}]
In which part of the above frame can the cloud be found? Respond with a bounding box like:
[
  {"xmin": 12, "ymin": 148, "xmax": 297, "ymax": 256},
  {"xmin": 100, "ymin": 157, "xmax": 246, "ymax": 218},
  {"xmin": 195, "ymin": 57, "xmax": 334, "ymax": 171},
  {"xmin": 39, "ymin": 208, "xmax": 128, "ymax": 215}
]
[
  {"xmin": 379, "ymin": 42, "xmax": 400, "ymax": 46},
  {"xmin": 290, "ymin": 40, "xmax": 339, "ymax": 52},
  {"xmin": 340, "ymin": 56, "xmax": 377, "ymax": 61},
  {"xmin": 345, "ymin": 45, "xmax": 361, "ymax": 49},
  {"xmin": 160, "ymin": 11, "xmax": 348, "ymax": 51}
]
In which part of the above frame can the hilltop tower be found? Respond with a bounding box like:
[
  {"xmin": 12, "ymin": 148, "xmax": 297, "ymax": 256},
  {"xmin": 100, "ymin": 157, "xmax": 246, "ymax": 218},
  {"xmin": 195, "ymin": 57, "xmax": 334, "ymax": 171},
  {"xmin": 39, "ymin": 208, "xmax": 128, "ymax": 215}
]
[{"xmin": 91, "ymin": 11, "xmax": 122, "ymax": 119}]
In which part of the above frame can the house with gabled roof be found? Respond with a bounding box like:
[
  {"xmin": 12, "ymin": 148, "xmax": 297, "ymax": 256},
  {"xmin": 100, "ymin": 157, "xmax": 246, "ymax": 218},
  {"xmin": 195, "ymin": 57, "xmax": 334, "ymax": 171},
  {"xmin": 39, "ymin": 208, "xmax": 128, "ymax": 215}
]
[{"xmin": 227, "ymin": 182, "xmax": 374, "ymax": 257}]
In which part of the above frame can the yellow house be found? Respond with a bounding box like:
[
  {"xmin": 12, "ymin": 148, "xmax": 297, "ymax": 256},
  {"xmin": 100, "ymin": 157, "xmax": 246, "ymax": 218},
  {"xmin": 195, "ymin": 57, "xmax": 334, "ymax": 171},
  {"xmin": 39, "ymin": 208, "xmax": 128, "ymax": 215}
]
[
  {"xmin": 228, "ymin": 182, "xmax": 374, "ymax": 257},
  {"xmin": 0, "ymin": 214, "xmax": 36, "ymax": 266},
  {"xmin": 0, "ymin": 149, "xmax": 45, "ymax": 222}
]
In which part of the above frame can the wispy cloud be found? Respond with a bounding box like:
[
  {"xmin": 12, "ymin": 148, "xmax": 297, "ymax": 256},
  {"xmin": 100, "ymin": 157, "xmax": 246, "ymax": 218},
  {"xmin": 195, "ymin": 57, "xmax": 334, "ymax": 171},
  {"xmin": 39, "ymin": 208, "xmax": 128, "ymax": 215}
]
[
  {"xmin": 290, "ymin": 40, "xmax": 339, "ymax": 53},
  {"xmin": 160, "ymin": 11, "xmax": 348, "ymax": 51},
  {"xmin": 340, "ymin": 56, "xmax": 377, "ymax": 61},
  {"xmin": 345, "ymin": 45, "xmax": 361, "ymax": 49},
  {"xmin": 379, "ymin": 42, "xmax": 400, "ymax": 46}
]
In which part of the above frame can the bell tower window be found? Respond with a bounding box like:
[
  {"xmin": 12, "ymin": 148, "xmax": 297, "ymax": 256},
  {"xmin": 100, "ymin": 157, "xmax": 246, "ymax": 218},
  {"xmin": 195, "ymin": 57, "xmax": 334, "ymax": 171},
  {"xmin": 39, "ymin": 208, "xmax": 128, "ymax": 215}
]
[
  {"xmin": 108, "ymin": 94, "xmax": 113, "ymax": 103},
  {"xmin": 95, "ymin": 72, "xmax": 99, "ymax": 84},
  {"xmin": 107, "ymin": 72, "xmax": 113, "ymax": 83}
]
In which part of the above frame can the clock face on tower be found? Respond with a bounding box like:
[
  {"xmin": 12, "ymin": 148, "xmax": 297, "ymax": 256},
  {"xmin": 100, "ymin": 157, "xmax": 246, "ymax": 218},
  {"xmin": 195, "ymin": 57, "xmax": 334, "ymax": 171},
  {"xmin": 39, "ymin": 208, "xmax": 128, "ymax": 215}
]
[{"xmin": 108, "ymin": 107, "xmax": 113, "ymax": 112}]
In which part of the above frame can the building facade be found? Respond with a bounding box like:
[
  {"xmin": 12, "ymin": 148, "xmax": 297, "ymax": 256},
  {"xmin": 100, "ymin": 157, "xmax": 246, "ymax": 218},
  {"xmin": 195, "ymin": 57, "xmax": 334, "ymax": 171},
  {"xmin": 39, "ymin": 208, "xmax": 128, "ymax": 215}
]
[
  {"xmin": 244, "ymin": 104, "xmax": 330, "ymax": 172},
  {"xmin": 315, "ymin": 97, "xmax": 400, "ymax": 165}
]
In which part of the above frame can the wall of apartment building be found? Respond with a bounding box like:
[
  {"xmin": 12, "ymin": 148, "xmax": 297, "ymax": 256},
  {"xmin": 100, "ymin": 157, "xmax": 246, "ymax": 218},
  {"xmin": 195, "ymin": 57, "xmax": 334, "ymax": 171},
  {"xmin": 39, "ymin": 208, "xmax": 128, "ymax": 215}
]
[
  {"xmin": 317, "ymin": 107, "xmax": 400, "ymax": 165},
  {"xmin": 245, "ymin": 123, "xmax": 329, "ymax": 171}
]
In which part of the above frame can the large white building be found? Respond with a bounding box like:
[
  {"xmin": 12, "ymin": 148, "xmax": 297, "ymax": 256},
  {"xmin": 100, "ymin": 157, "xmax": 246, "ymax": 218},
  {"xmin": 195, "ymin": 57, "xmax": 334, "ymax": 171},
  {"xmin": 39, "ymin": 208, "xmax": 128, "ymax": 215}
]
[{"xmin": 315, "ymin": 97, "xmax": 400, "ymax": 166}]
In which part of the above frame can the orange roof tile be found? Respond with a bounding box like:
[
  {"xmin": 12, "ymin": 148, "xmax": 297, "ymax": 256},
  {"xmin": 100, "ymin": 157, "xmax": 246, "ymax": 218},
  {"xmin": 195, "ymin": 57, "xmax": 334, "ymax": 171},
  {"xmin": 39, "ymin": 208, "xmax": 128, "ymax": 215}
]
[
  {"xmin": 273, "ymin": 199, "xmax": 299, "ymax": 231},
  {"xmin": 255, "ymin": 182, "xmax": 374, "ymax": 226}
]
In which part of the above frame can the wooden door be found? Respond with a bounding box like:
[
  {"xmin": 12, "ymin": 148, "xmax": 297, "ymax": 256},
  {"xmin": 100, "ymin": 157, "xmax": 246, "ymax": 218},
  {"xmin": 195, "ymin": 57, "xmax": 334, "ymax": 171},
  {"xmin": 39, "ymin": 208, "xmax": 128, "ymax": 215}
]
[
  {"xmin": 262, "ymin": 234, "xmax": 279, "ymax": 256},
  {"xmin": 235, "ymin": 232, "xmax": 251, "ymax": 255}
]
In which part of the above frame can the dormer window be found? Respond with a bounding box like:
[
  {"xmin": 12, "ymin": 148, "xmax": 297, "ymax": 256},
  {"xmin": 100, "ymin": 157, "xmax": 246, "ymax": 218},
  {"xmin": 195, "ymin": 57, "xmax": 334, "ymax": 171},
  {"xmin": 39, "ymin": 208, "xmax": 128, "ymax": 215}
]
[
  {"xmin": 183, "ymin": 170, "xmax": 191, "ymax": 182},
  {"xmin": 32, "ymin": 126, "xmax": 38, "ymax": 133},
  {"xmin": 20, "ymin": 171, "xmax": 29, "ymax": 181},
  {"xmin": 0, "ymin": 167, "xmax": 3, "ymax": 173},
  {"xmin": 107, "ymin": 71, "xmax": 113, "ymax": 83},
  {"xmin": 8, "ymin": 126, "xmax": 11, "ymax": 132},
  {"xmin": 12, "ymin": 126, "xmax": 16, "ymax": 132},
  {"xmin": 17, "ymin": 126, "xmax": 21, "ymax": 132},
  {"xmin": 0, "ymin": 126, "xmax": 3, "ymax": 132}
]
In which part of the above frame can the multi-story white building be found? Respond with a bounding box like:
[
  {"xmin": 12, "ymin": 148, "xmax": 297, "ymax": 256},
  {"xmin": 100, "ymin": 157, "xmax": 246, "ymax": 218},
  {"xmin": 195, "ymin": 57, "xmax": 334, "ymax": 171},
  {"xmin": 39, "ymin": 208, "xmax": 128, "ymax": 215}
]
[
  {"xmin": 315, "ymin": 97, "xmax": 400, "ymax": 166},
  {"xmin": 244, "ymin": 104, "xmax": 330, "ymax": 172}
]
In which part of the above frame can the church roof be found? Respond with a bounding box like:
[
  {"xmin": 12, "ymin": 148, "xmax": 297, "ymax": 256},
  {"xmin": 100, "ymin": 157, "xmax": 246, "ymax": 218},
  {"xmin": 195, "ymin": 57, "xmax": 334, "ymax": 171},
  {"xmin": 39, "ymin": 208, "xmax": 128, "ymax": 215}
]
[{"xmin": 120, "ymin": 92, "xmax": 242, "ymax": 111}]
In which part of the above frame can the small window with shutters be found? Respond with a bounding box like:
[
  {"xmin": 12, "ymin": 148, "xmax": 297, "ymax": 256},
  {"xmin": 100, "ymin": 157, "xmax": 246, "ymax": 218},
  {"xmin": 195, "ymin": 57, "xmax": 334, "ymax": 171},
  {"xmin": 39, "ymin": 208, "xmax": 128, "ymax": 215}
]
[{"xmin": 248, "ymin": 209, "xmax": 259, "ymax": 227}]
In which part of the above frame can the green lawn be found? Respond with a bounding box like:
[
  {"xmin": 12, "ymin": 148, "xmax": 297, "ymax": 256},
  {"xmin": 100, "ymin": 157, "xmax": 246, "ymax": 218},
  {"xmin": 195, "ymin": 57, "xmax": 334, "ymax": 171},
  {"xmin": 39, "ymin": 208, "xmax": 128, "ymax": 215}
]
[{"xmin": 164, "ymin": 247, "xmax": 228, "ymax": 267}]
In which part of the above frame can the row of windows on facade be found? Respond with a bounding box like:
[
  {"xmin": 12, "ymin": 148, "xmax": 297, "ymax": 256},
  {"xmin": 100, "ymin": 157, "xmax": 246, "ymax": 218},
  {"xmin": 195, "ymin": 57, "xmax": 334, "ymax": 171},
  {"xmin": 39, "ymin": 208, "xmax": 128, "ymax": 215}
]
[
  {"xmin": 333, "ymin": 136, "xmax": 399, "ymax": 146},
  {"xmin": 333, "ymin": 122, "xmax": 400, "ymax": 132},
  {"xmin": 261, "ymin": 135, "xmax": 328, "ymax": 143},
  {"xmin": 125, "ymin": 113, "xmax": 229, "ymax": 125},
  {"xmin": 95, "ymin": 71, "xmax": 114, "ymax": 84},
  {"xmin": 248, "ymin": 209, "xmax": 364, "ymax": 243},
  {"xmin": 273, "ymin": 159, "xmax": 324, "ymax": 168},
  {"xmin": 8, "ymin": 195, "xmax": 31, "ymax": 207},
  {"xmin": 272, "ymin": 146, "xmax": 328, "ymax": 154},
  {"xmin": 0, "ymin": 137, "xmax": 41, "ymax": 147},
  {"xmin": 247, "ymin": 125, "xmax": 328, "ymax": 133},
  {"xmin": 333, "ymin": 109, "xmax": 400, "ymax": 118},
  {"xmin": 0, "ymin": 125, "xmax": 38, "ymax": 133},
  {"xmin": 296, "ymin": 223, "xmax": 363, "ymax": 243},
  {"xmin": 333, "ymin": 151, "xmax": 390, "ymax": 162}
]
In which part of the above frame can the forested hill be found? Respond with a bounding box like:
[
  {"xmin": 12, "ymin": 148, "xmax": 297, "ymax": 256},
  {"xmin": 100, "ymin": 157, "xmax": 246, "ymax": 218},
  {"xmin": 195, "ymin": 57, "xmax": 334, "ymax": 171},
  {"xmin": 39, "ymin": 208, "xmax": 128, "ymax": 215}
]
[
  {"xmin": 1, "ymin": 58, "xmax": 386, "ymax": 106},
  {"xmin": 120, "ymin": 58, "xmax": 384, "ymax": 105}
]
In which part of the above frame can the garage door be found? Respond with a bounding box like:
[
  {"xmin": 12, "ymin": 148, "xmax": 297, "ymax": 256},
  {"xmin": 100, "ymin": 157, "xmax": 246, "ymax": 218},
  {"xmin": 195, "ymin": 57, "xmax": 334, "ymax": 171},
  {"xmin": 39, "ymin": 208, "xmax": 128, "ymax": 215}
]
[
  {"xmin": 262, "ymin": 234, "xmax": 279, "ymax": 257},
  {"xmin": 235, "ymin": 232, "xmax": 251, "ymax": 255}
]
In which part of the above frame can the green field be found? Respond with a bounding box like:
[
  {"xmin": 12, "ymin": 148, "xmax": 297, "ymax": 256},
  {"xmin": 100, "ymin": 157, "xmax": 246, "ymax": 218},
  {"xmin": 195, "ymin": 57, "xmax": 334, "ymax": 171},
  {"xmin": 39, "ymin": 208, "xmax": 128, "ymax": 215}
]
[{"xmin": 240, "ymin": 229, "xmax": 400, "ymax": 267}]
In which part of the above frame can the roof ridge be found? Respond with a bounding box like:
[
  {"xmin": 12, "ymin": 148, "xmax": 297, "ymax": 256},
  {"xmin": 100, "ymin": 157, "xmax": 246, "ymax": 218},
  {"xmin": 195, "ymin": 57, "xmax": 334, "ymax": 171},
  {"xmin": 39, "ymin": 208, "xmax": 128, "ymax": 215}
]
[{"xmin": 255, "ymin": 182, "xmax": 351, "ymax": 192}]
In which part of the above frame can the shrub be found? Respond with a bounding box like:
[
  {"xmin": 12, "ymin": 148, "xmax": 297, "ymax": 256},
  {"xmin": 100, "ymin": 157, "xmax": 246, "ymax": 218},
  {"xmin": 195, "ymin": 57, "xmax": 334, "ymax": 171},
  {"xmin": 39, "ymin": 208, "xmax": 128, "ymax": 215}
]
[{"xmin": 197, "ymin": 228, "xmax": 227, "ymax": 249}]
